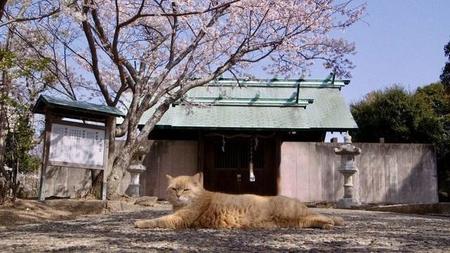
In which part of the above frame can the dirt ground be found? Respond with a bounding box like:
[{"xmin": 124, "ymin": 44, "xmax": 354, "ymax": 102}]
[{"xmin": 1, "ymin": 202, "xmax": 450, "ymax": 252}]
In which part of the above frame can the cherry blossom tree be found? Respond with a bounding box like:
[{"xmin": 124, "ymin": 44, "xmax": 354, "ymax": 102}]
[
  {"xmin": 4, "ymin": 0, "xmax": 364, "ymax": 198},
  {"xmin": 0, "ymin": 1, "xmax": 65, "ymax": 201}
]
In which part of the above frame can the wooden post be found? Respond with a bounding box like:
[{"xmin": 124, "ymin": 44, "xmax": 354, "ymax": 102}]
[
  {"xmin": 197, "ymin": 132, "xmax": 205, "ymax": 185},
  {"xmin": 38, "ymin": 114, "xmax": 52, "ymax": 201},
  {"xmin": 102, "ymin": 117, "xmax": 110, "ymax": 200},
  {"xmin": 275, "ymin": 134, "xmax": 281, "ymax": 195}
]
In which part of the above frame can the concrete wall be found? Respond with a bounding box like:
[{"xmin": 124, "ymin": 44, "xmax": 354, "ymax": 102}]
[
  {"xmin": 279, "ymin": 142, "xmax": 438, "ymax": 204},
  {"xmin": 141, "ymin": 140, "xmax": 198, "ymax": 199}
]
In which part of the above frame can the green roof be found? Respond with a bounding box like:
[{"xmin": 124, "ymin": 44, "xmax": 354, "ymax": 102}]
[
  {"xmin": 139, "ymin": 78, "xmax": 358, "ymax": 130},
  {"xmin": 33, "ymin": 95, "xmax": 125, "ymax": 118}
]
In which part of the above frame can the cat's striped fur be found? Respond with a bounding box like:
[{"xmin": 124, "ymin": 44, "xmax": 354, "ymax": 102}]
[{"xmin": 135, "ymin": 173, "xmax": 343, "ymax": 229}]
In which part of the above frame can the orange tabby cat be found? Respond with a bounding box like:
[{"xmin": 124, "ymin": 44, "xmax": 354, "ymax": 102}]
[{"xmin": 135, "ymin": 173, "xmax": 343, "ymax": 229}]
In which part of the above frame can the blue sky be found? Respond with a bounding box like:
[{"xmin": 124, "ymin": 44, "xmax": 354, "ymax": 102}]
[{"xmin": 309, "ymin": 0, "xmax": 450, "ymax": 104}]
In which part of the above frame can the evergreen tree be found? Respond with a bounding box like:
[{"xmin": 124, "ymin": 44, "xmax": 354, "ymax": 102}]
[{"xmin": 440, "ymin": 41, "xmax": 450, "ymax": 92}]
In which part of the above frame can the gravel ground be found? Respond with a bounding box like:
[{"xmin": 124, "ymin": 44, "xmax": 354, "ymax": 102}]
[{"xmin": 1, "ymin": 204, "xmax": 449, "ymax": 252}]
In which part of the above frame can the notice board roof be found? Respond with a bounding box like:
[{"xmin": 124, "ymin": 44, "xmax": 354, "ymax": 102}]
[{"xmin": 33, "ymin": 95, "xmax": 125, "ymax": 119}]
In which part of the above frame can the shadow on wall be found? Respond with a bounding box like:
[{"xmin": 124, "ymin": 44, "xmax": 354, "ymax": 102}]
[
  {"xmin": 43, "ymin": 166, "xmax": 92, "ymax": 198},
  {"xmin": 40, "ymin": 141, "xmax": 132, "ymax": 199},
  {"xmin": 141, "ymin": 140, "xmax": 198, "ymax": 200},
  {"xmin": 36, "ymin": 141, "xmax": 438, "ymax": 204},
  {"xmin": 354, "ymin": 143, "xmax": 438, "ymax": 204},
  {"xmin": 279, "ymin": 142, "xmax": 438, "ymax": 204},
  {"xmin": 379, "ymin": 144, "xmax": 437, "ymax": 204},
  {"xmin": 140, "ymin": 141, "xmax": 159, "ymax": 198}
]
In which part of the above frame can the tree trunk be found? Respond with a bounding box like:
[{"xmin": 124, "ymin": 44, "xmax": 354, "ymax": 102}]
[
  {"xmin": 106, "ymin": 130, "xmax": 154, "ymax": 199},
  {"xmin": 105, "ymin": 114, "xmax": 135, "ymax": 200},
  {"xmin": 106, "ymin": 144, "xmax": 133, "ymax": 199},
  {"xmin": 0, "ymin": 103, "xmax": 6, "ymax": 171},
  {"xmin": 0, "ymin": 27, "xmax": 12, "ymax": 183},
  {"xmin": 0, "ymin": 84, "xmax": 8, "ymax": 180},
  {"xmin": 0, "ymin": 79, "xmax": 9, "ymax": 203}
]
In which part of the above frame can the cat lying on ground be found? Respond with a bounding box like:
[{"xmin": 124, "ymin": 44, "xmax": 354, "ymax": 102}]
[{"xmin": 135, "ymin": 173, "xmax": 343, "ymax": 229}]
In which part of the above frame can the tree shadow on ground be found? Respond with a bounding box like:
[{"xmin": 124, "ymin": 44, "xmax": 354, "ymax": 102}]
[{"xmin": 1, "ymin": 208, "xmax": 450, "ymax": 252}]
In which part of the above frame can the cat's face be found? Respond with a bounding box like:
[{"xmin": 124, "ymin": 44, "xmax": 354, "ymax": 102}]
[{"xmin": 166, "ymin": 173, "xmax": 203, "ymax": 207}]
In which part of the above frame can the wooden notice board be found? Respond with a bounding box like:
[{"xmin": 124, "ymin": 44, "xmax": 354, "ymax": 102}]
[
  {"xmin": 48, "ymin": 122, "xmax": 107, "ymax": 170},
  {"xmin": 38, "ymin": 117, "xmax": 111, "ymax": 201},
  {"xmin": 33, "ymin": 94, "xmax": 124, "ymax": 201}
]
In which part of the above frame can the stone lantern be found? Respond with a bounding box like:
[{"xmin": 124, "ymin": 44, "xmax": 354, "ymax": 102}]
[
  {"xmin": 334, "ymin": 133, "xmax": 361, "ymax": 208},
  {"xmin": 126, "ymin": 146, "xmax": 147, "ymax": 197}
]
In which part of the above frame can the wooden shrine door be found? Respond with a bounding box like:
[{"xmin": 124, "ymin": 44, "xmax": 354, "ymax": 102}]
[{"xmin": 203, "ymin": 136, "xmax": 277, "ymax": 196}]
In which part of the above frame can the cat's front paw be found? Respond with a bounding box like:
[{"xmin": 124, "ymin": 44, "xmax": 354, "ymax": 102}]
[
  {"xmin": 321, "ymin": 223, "xmax": 334, "ymax": 230},
  {"xmin": 135, "ymin": 219, "xmax": 158, "ymax": 229}
]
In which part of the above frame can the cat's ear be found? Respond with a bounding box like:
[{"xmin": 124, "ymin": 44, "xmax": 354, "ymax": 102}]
[
  {"xmin": 192, "ymin": 173, "xmax": 202, "ymax": 184},
  {"xmin": 166, "ymin": 174, "xmax": 173, "ymax": 183}
]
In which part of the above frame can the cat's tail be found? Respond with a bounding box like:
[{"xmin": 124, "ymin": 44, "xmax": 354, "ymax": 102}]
[{"xmin": 331, "ymin": 216, "xmax": 345, "ymax": 226}]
